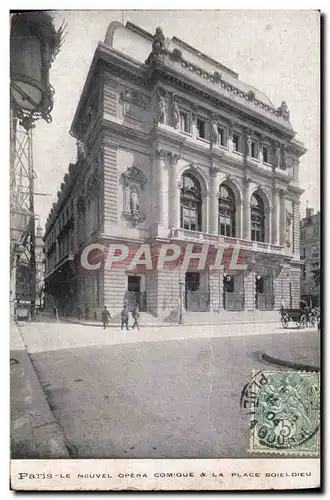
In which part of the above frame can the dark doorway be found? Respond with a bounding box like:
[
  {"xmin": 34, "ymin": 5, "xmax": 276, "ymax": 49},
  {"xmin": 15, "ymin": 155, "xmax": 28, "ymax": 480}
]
[
  {"xmin": 185, "ymin": 272, "xmax": 200, "ymax": 292},
  {"xmin": 126, "ymin": 275, "xmax": 146, "ymax": 311},
  {"xmin": 185, "ymin": 272, "xmax": 209, "ymax": 311},
  {"xmin": 128, "ymin": 275, "xmax": 140, "ymax": 292}
]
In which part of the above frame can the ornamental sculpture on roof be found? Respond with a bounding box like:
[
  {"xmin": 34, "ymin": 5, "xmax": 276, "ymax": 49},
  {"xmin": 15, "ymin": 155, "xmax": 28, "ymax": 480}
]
[
  {"xmin": 277, "ymin": 101, "xmax": 290, "ymax": 121},
  {"xmin": 152, "ymin": 27, "xmax": 165, "ymax": 56}
]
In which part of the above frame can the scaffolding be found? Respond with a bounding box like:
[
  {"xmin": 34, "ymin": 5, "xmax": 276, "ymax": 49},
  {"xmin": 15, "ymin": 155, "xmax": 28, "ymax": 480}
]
[{"xmin": 10, "ymin": 110, "xmax": 37, "ymax": 315}]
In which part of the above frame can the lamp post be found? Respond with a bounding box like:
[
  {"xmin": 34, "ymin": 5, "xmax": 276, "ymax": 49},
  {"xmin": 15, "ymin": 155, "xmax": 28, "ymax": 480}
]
[
  {"xmin": 10, "ymin": 12, "xmax": 65, "ymax": 320},
  {"xmin": 179, "ymin": 277, "xmax": 184, "ymax": 324}
]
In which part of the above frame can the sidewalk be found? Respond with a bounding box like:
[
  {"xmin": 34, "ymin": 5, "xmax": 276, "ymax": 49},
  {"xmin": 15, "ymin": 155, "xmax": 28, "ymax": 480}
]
[
  {"xmin": 10, "ymin": 322, "xmax": 70, "ymax": 458},
  {"xmin": 18, "ymin": 316, "xmax": 316, "ymax": 355},
  {"xmin": 39, "ymin": 310, "xmax": 280, "ymax": 329}
]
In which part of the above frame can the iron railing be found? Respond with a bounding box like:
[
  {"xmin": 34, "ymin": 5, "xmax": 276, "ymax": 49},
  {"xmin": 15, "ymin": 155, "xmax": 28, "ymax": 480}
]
[
  {"xmin": 223, "ymin": 292, "xmax": 245, "ymax": 311},
  {"xmin": 185, "ymin": 291, "xmax": 210, "ymax": 311},
  {"xmin": 256, "ymin": 293, "xmax": 274, "ymax": 310}
]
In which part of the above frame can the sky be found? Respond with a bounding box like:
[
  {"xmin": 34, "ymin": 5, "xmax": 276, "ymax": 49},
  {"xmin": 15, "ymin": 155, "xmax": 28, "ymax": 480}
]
[{"xmin": 31, "ymin": 9, "xmax": 320, "ymax": 228}]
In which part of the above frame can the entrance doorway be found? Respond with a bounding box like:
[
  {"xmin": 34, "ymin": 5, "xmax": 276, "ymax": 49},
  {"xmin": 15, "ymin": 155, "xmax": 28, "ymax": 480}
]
[
  {"xmin": 222, "ymin": 273, "xmax": 245, "ymax": 310},
  {"xmin": 126, "ymin": 275, "xmax": 146, "ymax": 311},
  {"xmin": 255, "ymin": 274, "xmax": 274, "ymax": 310},
  {"xmin": 185, "ymin": 272, "xmax": 209, "ymax": 311}
]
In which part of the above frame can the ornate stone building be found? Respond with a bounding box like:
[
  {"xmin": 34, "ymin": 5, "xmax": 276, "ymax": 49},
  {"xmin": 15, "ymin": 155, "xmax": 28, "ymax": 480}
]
[
  {"xmin": 300, "ymin": 207, "xmax": 320, "ymax": 306},
  {"xmin": 44, "ymin": 21, "xmax": 306, "ymax": 321}
]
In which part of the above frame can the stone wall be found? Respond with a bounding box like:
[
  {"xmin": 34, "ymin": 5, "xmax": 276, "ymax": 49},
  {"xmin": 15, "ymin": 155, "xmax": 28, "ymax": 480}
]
[
  {"xmin": 244, "ymin": 271, "xmax": 255, "ymax": 311},
  {"xmin": 103, "ymin": 267, "xmax": 127, "ymax": 316},
  {"xmin": 103, "ymin": 144, "xmax": 118, "ymax": 229},
  {"xmin": 156, "ymin": 268, "xmax": 181, "ymax": 321},
  {"xmin": 290, "ymin": 264, "xmax": 301, "ymax": 308},
  {"xmin": 209, "ymin": 269, "xmax": 222, "ymax": 312}
]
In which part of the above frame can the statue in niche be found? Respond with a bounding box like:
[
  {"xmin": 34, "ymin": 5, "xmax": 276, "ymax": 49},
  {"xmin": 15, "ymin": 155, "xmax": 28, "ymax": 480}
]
[
  {"xmin": 246, "ymin": 135, "xmax": 252, "ymax": 157},
  {"xmin": 171, "ymin": 97, "xmax": 180, "ymax": 128},
  {"xmin": 157, "ymin": 93, "xmax": 166, "ymax": 124},
  {"xmin": 285, "ymin": 209, "xmax": 292, "ymax": 246},
  {"xmin": 130, "ymin": 187, "xmax": 140, "ymax": 213},
  {"xmin": 210, "ymin": 117, "xmax": 218, "ymax": 146},
  {"xmin": 152, "ymin": 27, "xmax": 165, "ymax": 57},
  {"xmin": 274, "ymin": 144, "xmax": 281, "ymax": 168}
]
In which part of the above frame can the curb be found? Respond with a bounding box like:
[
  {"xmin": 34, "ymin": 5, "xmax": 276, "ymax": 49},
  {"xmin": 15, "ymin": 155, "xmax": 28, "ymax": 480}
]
[
  {"xmin": 11, "ymin": 323, "xmax": 71, "ymax": 459},
  {"xmin": 261, "ymin": 352, "xmax": 320, "ymax": 372}
]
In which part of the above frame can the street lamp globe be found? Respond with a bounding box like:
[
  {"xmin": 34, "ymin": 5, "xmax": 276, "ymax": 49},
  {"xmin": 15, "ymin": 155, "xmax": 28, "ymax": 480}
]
[{"xmin": 10, "ymin": 12, "xmax": 65, "ymax": 125}]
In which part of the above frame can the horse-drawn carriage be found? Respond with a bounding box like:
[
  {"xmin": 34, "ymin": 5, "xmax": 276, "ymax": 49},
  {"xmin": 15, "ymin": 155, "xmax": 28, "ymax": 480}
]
[{"xmin": 280, "ymin": 307, "xmax": 320, "ymax": 329}]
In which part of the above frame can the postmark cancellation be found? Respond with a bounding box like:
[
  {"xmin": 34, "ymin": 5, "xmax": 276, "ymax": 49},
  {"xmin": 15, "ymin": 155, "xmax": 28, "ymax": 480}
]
[{"xmin": 241, "ymin": 370, "xmax": 320, "ymax": 456}]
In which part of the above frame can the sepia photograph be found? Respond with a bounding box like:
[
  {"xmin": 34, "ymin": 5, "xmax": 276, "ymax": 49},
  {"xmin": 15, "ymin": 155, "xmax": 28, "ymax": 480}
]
[{"xmin": 9, "ymin": 8, "xmax": 321, "ymax": 491}]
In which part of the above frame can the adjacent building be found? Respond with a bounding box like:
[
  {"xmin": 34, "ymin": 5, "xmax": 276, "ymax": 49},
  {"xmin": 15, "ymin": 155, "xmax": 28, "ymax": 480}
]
[
  {"xmin": 44, "ymin": 21, "xmax": 306, "ymax": 321},
  {"xmin": 300, "ymin": 207, "xmax": 320, "ymax": 306}
]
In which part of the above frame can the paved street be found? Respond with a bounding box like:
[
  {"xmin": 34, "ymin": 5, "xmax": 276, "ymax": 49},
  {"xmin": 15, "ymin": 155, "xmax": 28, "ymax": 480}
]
[{"xmin": 18, "ymin": 321, "xmax": 319, "ymax": 459}]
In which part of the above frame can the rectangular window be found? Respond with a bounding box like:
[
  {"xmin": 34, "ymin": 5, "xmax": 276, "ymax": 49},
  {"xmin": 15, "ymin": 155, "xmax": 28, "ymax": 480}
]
[
  {"xmin": 251, "ymin": 141, "xmax": 258, "ymax": 159},
  {"xmin": 262, "ymin": 146, "xmax": 269, "ymax": 164},
  {"xmin": 233, "ymin": 133, "xmax": 240, "ymax": 152},
  {"xmin": 218, "ymin": 127, "xmax": 225, "ymax": 146},
  {"xmin": 197, "ymin": 117, "xmax": 206, "ymax": 139},
  {"xmin": 179, "ymin": 111, "xmax": 189, "ymax": 133}
]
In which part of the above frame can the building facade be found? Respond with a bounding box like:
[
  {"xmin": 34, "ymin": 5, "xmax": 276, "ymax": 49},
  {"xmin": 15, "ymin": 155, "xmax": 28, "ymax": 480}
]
[
  {"xmin": 44, "ymin": 22, "xmax": 306, "ymax": 321},
  {"xmin": 300, "ymin": 208, "xmax": 320, "ymax": 306}
]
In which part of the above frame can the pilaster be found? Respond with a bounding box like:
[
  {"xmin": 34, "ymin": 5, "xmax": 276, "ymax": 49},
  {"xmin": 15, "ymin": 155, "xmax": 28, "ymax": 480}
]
[
  {"xmin": 243, "ymin": 178, "xmax": 252, "ymax": 239},
  {"xmin": 209, "ymin": 166, "xmax": 219, "ymax": 234},
  {"xmin": 272, "ymin": 188, "xmax": 280, "ymax": 245},
  {"xmin": 169, "ymin": 153, "xmax": 181, "ymax": 230},
  {"xmin": 279, "ymin": 188, "xmax": 287, "ymax": 245}
]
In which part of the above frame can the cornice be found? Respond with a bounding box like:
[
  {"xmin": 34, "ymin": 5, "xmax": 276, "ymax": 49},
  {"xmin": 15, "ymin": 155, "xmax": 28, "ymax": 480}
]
[
  {"xmin": 150, "ymin": 62, "xmax": 296, "ymax": 140},
  {"xmin": 288, "ymin": 185, "xmax": 305, "ymax": 196},
  {"xmin": 285, "ymin": 139, "xmax": 308, "ymax": 158},
  {"xmin": 101, "ymin": 118, "xmax": 149, "ymax": 145}
]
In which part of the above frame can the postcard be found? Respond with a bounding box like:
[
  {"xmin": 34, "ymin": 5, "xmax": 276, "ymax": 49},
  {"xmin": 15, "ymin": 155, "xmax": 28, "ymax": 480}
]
[{"xmin": 10, "ymin": 9, "xmax": 321, "ymax": 491}]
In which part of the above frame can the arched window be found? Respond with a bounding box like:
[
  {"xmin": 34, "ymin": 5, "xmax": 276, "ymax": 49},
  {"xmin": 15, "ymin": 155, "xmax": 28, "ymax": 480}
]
[
  {"xmin": 251, "ymin": 193, "xmax": 265, "ymax": 242},
  {"xmin": 180, "ymin": 173, "xmax": 202, "ymax": 231},
  {"xmin": 218, "ymin": 185, "xmax": 236, "ymax": 237}
]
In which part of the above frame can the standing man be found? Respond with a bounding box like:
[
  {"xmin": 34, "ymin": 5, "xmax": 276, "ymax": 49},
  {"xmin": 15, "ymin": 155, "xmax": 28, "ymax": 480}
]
[
  {"xmin": 102, "ymin": 306, "xmax": 111, "ymax": 329},
  {"xmin": 85, "ymin": 304, "xmax": 90, "ymax": 321},
  {"xmin": 132, "ymin": 304, "xmax": 140, "ymax": 330},
  {"xmin": 121, "ymin": 304, "xmax": 129, "ymax": 331}
]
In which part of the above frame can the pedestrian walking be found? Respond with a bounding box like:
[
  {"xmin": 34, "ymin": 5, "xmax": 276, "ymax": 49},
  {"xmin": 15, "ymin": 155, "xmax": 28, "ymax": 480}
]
[
  {"xmin": 121, "ymin": 304, "xmax": 129, "ymax": 330},
  {"xmin": 85, "ymin": 304, "xmax": 90, "ymax": 320},
  {"xmin": 102, "ymin": 306, "xmax": 111, "ymax": 329},
  {"xmin": 77, "ymin": 305, "xmax": 82, "ymax": 321},
  {"xmin": 132, "ymin": 304, "xmax": 140, "ymax": 330}
]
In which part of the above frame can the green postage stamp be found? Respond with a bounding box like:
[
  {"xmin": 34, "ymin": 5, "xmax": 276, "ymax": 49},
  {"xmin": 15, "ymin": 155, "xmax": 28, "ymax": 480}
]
[{"xmin": 242, "ymin": 370, "xmax": 320, "ymax": 456}]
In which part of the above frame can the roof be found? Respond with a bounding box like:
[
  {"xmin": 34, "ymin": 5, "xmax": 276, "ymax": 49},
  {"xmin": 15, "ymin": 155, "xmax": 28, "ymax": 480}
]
[{"xmin": 105, "ymin": 21, "xmax": 276, "ymax": 110}]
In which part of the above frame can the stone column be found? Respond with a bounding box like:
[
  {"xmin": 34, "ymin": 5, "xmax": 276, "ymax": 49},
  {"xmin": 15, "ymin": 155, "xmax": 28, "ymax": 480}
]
[
  {"xmin": 205, "ymin": 190, "xmax": 210, "ymax": 233},
  {"xmin": 169, "ymin": 153, "xmax": 181, "ymax": 230},
  {"xmin": 272, "ymin": 188, "xmax": 280, "ymax": 245},
  {"xmin": 279, "ymin": 189, "xmax": 287, "ymax": 245},
  {"xmin": 259, "ymin": 136, "xmax": 265, "ymax": 165},
  {"xmin": 266, "ymin": 207, "xmax": 272, "ymax": 244},
  {"xmin": 239, "ymin": 200, "xmax": 244, "ymax": 239},
  {"xmin": 209, "ymin": 166, "xmax": 219, "ymax": 234},
  {"xmin": 243, "ymin": 178, "xmax": 251, "ymax": 239},
  {"xmin": 156, "ymin": 149, "xmax": 168, "ymax": 225},
  {"xmin": 228, "ymin": 124, "xmax": 234, "ymax": 154}
]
